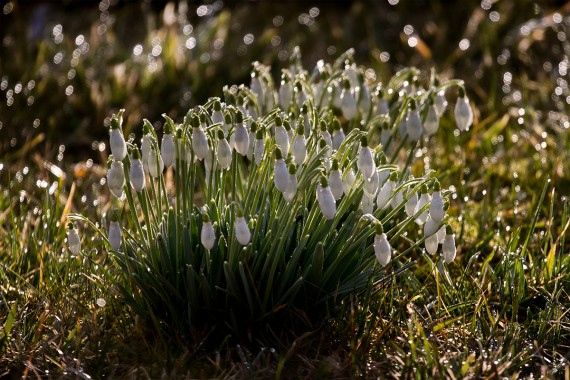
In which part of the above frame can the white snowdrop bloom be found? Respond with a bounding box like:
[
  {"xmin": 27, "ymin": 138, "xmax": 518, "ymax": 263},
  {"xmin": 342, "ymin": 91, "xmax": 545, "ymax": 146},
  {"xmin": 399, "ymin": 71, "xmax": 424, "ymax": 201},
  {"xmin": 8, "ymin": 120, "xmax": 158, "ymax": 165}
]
[
  {"xmin": 423, "ymin": 103, "xmax": 440, "ymax": 136},
  {"xmin": 429, "ymin": 181, "xmax": 445, "ymax": 223},
  {"xmin": 406, "ymin": 99, "xmax": 423, "ymax": 142},
  {"xmin": 274, "ymin": 117, "xmax": 290, "ymax": 155},
  {"xmin": 364, "ymin": 169, "xmax": 380, "ymax": 197},
  {"xmin": 358, "ymin": 80, "xmax": 372, "ymax": 116},
  {"xmin": 333, "ymin": 81, "xmax": 342, "ymax": 109},
  {"xmin": 340, "ymin": 79, "xmax": 357, "ymax": 120},
  {"xmin": 376, "ymin": 172, "xmax": 397, "ymax": 210},
  {"xmin": 442, "ymin": 225, "xmax": 457, "ymax": 264},
  {"xmin": 300, "ymin": 104, "xmax": 311, "ymax": 137},
  {"xmin": 295, "ymin": 81, "xmax": 307, "ymax": 109},
  {"xmin": 246, "ymin": 98, "xmax": 258, "ymax": 120},
  {"xmin": 161, "ymin": 131, "xmax": 175, "ymax": 167},
  {"xmin": 362, "ymin": 193, "xmax": 375, "ymax": 214},
  {"xmin": 415, "ymin": 185, "xmax": 431, "ymax": 225},
  {"xmin": 211, "ymin": 100, "xmax": 224, "ymax": 124},
  {"xmin": 405, "ymin": 190, "xmax": 418, "ymax": 217},
  {"xmin": 66, "ymin": 223, "xmax": 81, "ymax": 255},
  {"xmin": 141, "ymin": 124, "xmax": 154, "ymax": 172},
  {"xmin": 201, "ymin": 214, "xmax": 216, "ymax": 250},
  {"xmin": 109, "ymin": 111, "xmax": 127, "ymax": 161},
  {"xmin": 434, "ymin": 90, "xmax": 448, "ymax": 117},
  {"xmin": 390, "ymin": 183, "xmax": 404, "ymax": 210},
  {"xmin": 377, "ymin": 167, "xmax": 390, "ymax": 187},
  {"xmin": 235, "ymin": 213, "xmax": 251, "ymax": 246},
  {"xmin": 424, "ymin": 217, "xmax": 440, "ymax": 238},
  {"xmin": 329, "ymin": 160, "xmax": 344, "ymax": 200},
  {"xmin": 129, "ymin": 150, "xmax": 146, "ymax": 192},
  {"xmin": 376, "ymin": 94, "xmax": 389, "ymax": 116},
  {"xmin": 397, "ymin": 118, "xmax": 407, "ymax": 139},
  {"xmin": 222, "ymin": 112, "xmax": 232, "ymax": 137},
  {"xmin": 247, "ymin": 126, "xmax": 256, "ymax": 161},
  {"xmin": 234, "ymin": 111, "xmax": 249, "ymax": 156},
  {"xmin": 319, "ymin": 121, "xmax": 333, "ymax": 149},
  {"xmin": 454, "ymin": 87, "xmax": 473, "ymax": 131},
  {"xmin": 283, "ymin": 164, "xmax": 298, "ymax": 203},
  {"xmin": 254, "ymin": 129, "xmax": 265, "ymax": 166},
  {"xmin": 279, "ymin": 74, "xmax": 293, "ymax": 110},
  {"xmin": 273, "ymin": 148, "xmax": 290, "ymax": 193},
  {"xmin": 148, "ymin": 145, "xmax": 164, "ymax": 178},
  {"xmin": 108, "ymin": 210, "xmax": 122, "ymax": 251},
  {"xmin": 345, "ymin": 63, "xmax": 359, "ymax": 87},
  {"xmin": 332, "ymin": 119, "xmax": 345, "ymax": 150},
  {"xmin": 216, "ymin": 130, "xmax": 232, "ymax": 170},
  {"xmin": 380, "ymin": 122, "xmax": 392, "ymax": 149},
  {"xmin": 436, "ymin": 224, "xmax": 446, "ymax": 244},
  {"xmin": 424, "ymin": 233, "xmax": 439, "ymax": 255},
  {"xmin": 192, "ymin": 123, "xmax": 209, "ymax": 161},
  {"xmin": 342, "ymin": 167, "xmax": 356, "ymax": 196},
  {"xmin": 109, "ymin": 128, "xmax": 127, "ymax": 162},
  {"xmin": 292, "ymin": 123, "xmax": 307, "ymax": 166},
  {"xmin": 357, "ymin": 136, "xmax": 375, "ymax": 179},
  {"xmin": 250, "ymin": 72, "xmax": 263, "ymax": 104},
  {"xmin": 374, "ymin": 223, "xmax": 391, "ymax": 267},
  {"xmin": 317, "ymin": 177, "xmax": 336, "ymax": 220},
  {"xmin": 107, "ymin": 160, "xmax": 125, "ymax": 198}
]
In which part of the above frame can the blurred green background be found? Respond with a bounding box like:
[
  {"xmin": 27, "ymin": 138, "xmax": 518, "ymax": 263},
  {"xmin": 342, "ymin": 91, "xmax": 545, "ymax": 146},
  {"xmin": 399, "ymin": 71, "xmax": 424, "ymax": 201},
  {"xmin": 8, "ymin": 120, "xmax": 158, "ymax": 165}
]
[{"xmin": 2, "ymin": 0, "xmax": 569, "ymax": 163}]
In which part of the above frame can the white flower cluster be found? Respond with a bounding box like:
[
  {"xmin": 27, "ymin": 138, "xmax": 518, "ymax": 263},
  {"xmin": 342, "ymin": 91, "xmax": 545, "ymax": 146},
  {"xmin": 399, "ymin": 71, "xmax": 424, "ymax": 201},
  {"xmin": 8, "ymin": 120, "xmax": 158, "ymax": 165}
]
[{"xmin": 93, "ymin": 50, "xmax": 468, "ymax": 266}]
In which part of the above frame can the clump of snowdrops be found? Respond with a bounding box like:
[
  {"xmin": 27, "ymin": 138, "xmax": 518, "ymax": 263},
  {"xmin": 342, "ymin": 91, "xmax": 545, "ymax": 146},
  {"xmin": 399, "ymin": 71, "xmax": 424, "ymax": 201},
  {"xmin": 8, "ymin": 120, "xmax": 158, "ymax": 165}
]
[{"xmin": 69, "ymin": 48, "xmax": 472, "ymax": 343}]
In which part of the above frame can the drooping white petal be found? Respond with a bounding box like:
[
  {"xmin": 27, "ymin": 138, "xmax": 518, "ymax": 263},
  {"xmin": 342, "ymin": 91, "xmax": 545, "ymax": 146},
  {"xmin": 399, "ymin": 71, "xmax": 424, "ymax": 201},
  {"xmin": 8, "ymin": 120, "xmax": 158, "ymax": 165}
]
[
  {"xmin": 110, "ymin": 129, "xmax": 127, "ymax": 161},
  {"xmin": 161, "ymin": 133, "xmax": 175, "ymax": 167},
  {"xmin": 217, "ymin": 138, "xmax": 232, "ymax": 170},
  {"xmin": 442, "ymin": 234, "xmax": 456, "ymax": 263},
  {"xmin": 283, "ymin": 173, "xmax": 297, "ymax": 203},
  {"xmin": 201, "ymin": 221, "xmax": 216, "ymax": 250},
  {"xmin": 107, "ymin": 161, "xmax": 125, "ymax": 198},
  {"xmin": 235, "ymin": 216, "xmax": 251, "ymax": 245},
  {"xmin": 108, "ymin": 221, "xmax": 122, "ymax": 251},
  {"xmin": 429, "ymin": 191, "xmax": 445, "ymax": 223},
  {"xmin": 361, "ymin": 193, "xmax": 375, "ymax": 214},
  {"xmin": 234, "ymin": 123, "xmax": 249, "ymax": 156},
  {"xmin": 454, "ymin": 96, "xmax": 473, "ymax": 131},
  {"xmin": 275, "ymin": 125, "xmax": 290, "ymax": 155},
  {"xmin": 357, "ymin": 146, "xmax": 375, "ymax": 179},
  {"xmin": 436, "ymin": 225, "xmax": 446, "ymax": 244},
  {"xmin": 317, "ymin": 184, "xmax": 336, "ymax": 220},
  {"xmin": 329, "ymin": 169, "xmax": 344, "ymax": 200},
  {"xmin": 424, "ymin": 233, "xmax": 439, "ymax": 255},
  {"xmin": 376, "ymin": 179, "xmax": 395, "ymax": 210},
  {"xmin": 390, "ymin": 185, "xmax": 404, "ymax": 210},
  {"xmin": 292, "ymin": 135, "xmax": 307, "ymax": 166},
  {"xmin": 254, "ymin": 138, "xmax": 265, "ymax": 166},
  {"xmin": 374, "ymin": 233, "xmax": 391, "ymax": 266},
  {"xmin": 423, "ymin": 105, "xmax": 439, "ymax": 136},
  {"xmin": 67, "ymin": 227, "xmax": 81, "ymax": 255},
  {"xmin": 342, "ymin": 168, "xmax": 356, "ymax": 196},
  {"xmin": 129, "ymin": 159, "xmax": 146, "ymax": 192},
  {"xmin": 192, "ymin": 127, "xmax": 209, "ymax": 160},
  {"xmin": 406, "ymin": 109, "xmax": 423, "ymax": 141},
  {"xmin": 405, "ymin": 191, "xmax": 418, "ymax": 217},
  {"xmin": 424, "ymin": 217, "xmax": 440, "ymax": 237},
  {"xmin": 363, "ymin": 170, "xmax": 379, "ymax": 197},
  {"xmin": 434, "ymin": 91, "xmax": 448, "ymax": 116},
  {"xmin": 274, "ymin": 159, "xmax": 290, "ymax": 193},
  {"xmin": 341, "ymin": 88, "xmax": 357, "ymax": 120},
  {"xmin": 148, "ymin": 147, "xmax": 164, "ymax": 178},
  {"xmin": 415, "ymin": 193, "xmax": 431, "ymax": 225},
  {"xmin": 332, "ymin": 129, "xmax": 345, "ymax": 150},
  {"xmin": 279, "ymin": 82, "xmax": 292, "ymax": 110}
]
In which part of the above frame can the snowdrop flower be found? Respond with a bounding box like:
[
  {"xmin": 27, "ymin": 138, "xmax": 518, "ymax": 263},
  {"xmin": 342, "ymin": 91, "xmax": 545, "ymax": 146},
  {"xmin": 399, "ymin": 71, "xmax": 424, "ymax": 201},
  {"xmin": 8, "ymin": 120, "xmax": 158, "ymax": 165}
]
[
  {"xmin": 380, "ymin": 121, "xmax": 392, "ymax": 149},
  {"xmin": 374, "ymin": 222, "xmax": 391, "ymax": 267},
  {"xmin": 362, "ymin": 193, "xmax": 375, "ymax": 214},
  {"xmin": 332, "ymin": 119, "xmax": 345, "ymax": 150},
  {"xmin": 345, "ymin": 62, "xmax": 359, "ymax": 87},
  {"xmin": 201, "ymin": 213, "xmax": 216, "ymax": 250},
  {"xmin": 109, "ymin": 110, "xmax": 127, "ymax": 161},
  {"xmin": 423, "ymin": 101, "xmax": 440, "ymax": 137},
  {"xmin": 250, "ymin": 70, "xmax": 263, "ymax": 105},
  {"xmin": 246, "ymin": 97, "xmax": 258, "ymax": 120},
  {"xmin": 233, "ymin": 111, "xmax": 249, "ymax": 156},
  {"xmin": 317, "ymin": 176, "xmax": 336, "ymax": 220},
  {"xmin": 211, "ymin": 99, "xmax": 224, "ymax": 124},
  {"xmin": 292, "ymin": 122, "xmax": 307, "ymax": 166},
  {"xmin": 390, "ymin": 181, "xmax": 404, "ymax": 210},
  {"xmin": 424, "ymin": 232, "xmax": 439, "ymax": 255},
  {"xmin": 329, "ymin": 159, "xmax": 344, "ymax": 200},
  {"xmin": 415, "ymin": 185, "xmax": 430, "ymax": 225},
  {"xmin": 279, "ymin": 73, "xmax": 292, "ymax": 111},
  {"xmin": 436, "ymin": 224, "xmax": 446, "ymax": 244},
  {"xmin": 295, "ymin": 80, "xmax": 307, "ymax": 109},
  {"xmin": 442, "ymin": 225, "xmax": 457, "ymax": 264},
  {"xmin": 357, "ymin": 135, "xmax": 375, "ymax": 179},
  {"xmin": 222, "ymin": 112, "xmax": 232, "ymax": 137},
  {"xmin": 317, "ymin": 138, "xmax": 332, "ymax": 171},
  {"xmin": 254, "ymin": 128, "xmax": 265, "ymax": 166},
  {"xmin": 406, "ymin": 99, "xmax": 423, "ymax": 142},
  {"xmin": 235, "ymin": 209, "xmax": 251, "ymax": 246},
  {"xmin": 405, "ymin": 188, "xmax": 418, "ymax": 217},
  {"xmin": 148, "ymin": 145, "xmax": 164, "ymax": 178},
  {"xmin": 247, "ymin": 121, "xmax": 257, "ymax": 161},
  {"xmin": 161, "ymin": 122, "xmax": 175, "ymax": 167},
  {"xmin": 342, "ymin": 166, "xmax": 356, "ymax": 196},
  {"xmin": 66, "ymin": 222, "xmax": 81, "ymax": 255},
  {"xmin": 454, "ymin": 87, "xmax": 473, "ymax": 131},
  {"xmin": 107, "ymin": 158, "xmax": 125, "ymax": 198},
  {"xmin": 375, "ymin": 90, "xmax": 389, "ymax": 116},
  {"xmin": 319, "ymin": 120, "xmax": 333, "ymax": 149},
  {"xmin": 377, "ymin": 155, "xmax": 390, "ymax": 185},
  {"xmin": 274, "ymin": 116, "xmax": 290, "ymax": 155},
  {"xmin": 129, "ymin": 148, "xmax": 146, "ymax": 192},
  {"xmin": 429, "ymin": 180, "xmax": 445, "ymax": 223},
  {"xmin": 397, "ymin": 118, "xmax": 407, "ymax": 140},
  {"xmin": 300, "ymin": 103, "xmax": 312, "ymax": 137},
  {"xmin": 283, "ymin": 164, "xmax": 298, "ymax": 203},
  {"xmin": 141, "ymin": 121, "xmax": 154, "ymax": 173},
  {"xmin": 424, "ymin": 216, "xmax": 440, "ymax": 238},
  {"xmin": 433, "ymin": 80, "xmax": 448, "ymax": 116},
  {"xmin": 376, "ymin": 171, "xmax": 397, "ymax": 210},
  {"xmin": 273, "ymin": 147, "xmax": 290, "ymax": 193},
  {"xmin": 108, "ymin": 209, "xmax": 122, "ymax": 251},
  {"xmin": 192, "ymin": 115, "xmax": 209, "ymax": 160},
  {"xmin": 340, "ymin": 79, "xmax": 357, "ymax": 120},
  {"xmin": 363, "ymin": 169, "xmax": 379, "ymax": 197},
  {"xmin": 217, "ymin": 129, "xmax": 232, "ymax": 170}
]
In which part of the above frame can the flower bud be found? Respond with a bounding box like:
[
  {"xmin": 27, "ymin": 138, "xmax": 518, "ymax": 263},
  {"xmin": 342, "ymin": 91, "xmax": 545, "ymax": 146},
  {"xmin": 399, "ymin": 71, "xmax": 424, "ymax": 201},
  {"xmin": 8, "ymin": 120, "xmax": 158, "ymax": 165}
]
[
  {"xmin": 109, "ymin": 111, "xmax": 127, "ymax": 161},
  {"xmin": 415, "ymin": 185, "xmax": 431, "ymax": 225},
  {"xmin": 129, "ymin": 149, "xmax": 146, "ymax": 192},
  {"xmin": 424, "ymin": 233, "xmax": 438, "ymax": 255},
  {"xmin": 275, "ymin": 117, "xmax": 290, "ymax": 155},
  {"xmin": 442, "ymin": 225, "xmax": 456, "ymax": 264},
  {"xmin": 233, "ymin": 111, "xmax": 249, "ymax": 156},
  {"xmin": 217, "ymin": 129, "xmax": 232, "ymax": 170},
  {"xmin": 108, "ymin": 210, "xmax": 122, "ymax": 251},
  {"xmin": 148, "ymin": 145, "xmax": 164, "ymax": 178},
  {"xmin": 424, "ymin": 103, "xmax": 439, "ymax": 136},
  {"xmin": 66, "ymin": 222, "xmax": 81, "ymax": 255},
  {"xmin": 292, "ymin": 124, "xmax": 307, "ymax": 166},
  {"xmin": 279, "ymin": 74, "xmax": 292, "ymax": 110},
  {"xmin": 211, "ymin": 99, "xmax": 224, "ymax": 124},
  {"xmin": 429, "ymin": 181, "xmax": 445, "ymax": 223},
  {"xmin": 317, "ymin": 176, "xmax": 336, "ymax": 220},
  {"xmin": 342, "ymin": 167, "xmax": 356, "ymax": 196},
  {"xmin": 319, "ymin": 120, "xmax": 333, "ymax": 149},
  {"xmin": 235, "ymin": 213, "xmax": 251, "ymax": 246},
  {"xmin": 107, "ymin": 159, "xmax": 125, "ymax": 198},
  {"xmin": 274, "ymin": 148, "xmax": 290, "ymax": 193},
  {"xmin": 405, "ymin": 190, "xmax": 418, "ymax": 217},
  {"xmin": 254, "ymin": 129, "xmax": 265, "ymax": 166},
  {"xmin": 454, "ymin": 87, "xmax": 473, "ymax": 131},
  {"xmin": 375, "ymin": 91, "xmax": 389, "ymax": 116},
  {"xmin": 283, "ymin": 164, "xmax": 298, "ymax": 203},
  {"xmin": 161, "ymin": 133, "xmax": 175, "ymax": 168},
  {"xmin": 201, "ymin": 214, "xmax": 216, "ymax": 250},
  {"xmin": 406, "ymin": 99, "xmax": 423, "ymax": 141},
  {"xmin": 340, "ymin": 79, "xmax": 357, "ymax": 120},
  {"xmin": 376, "ymin": 172, "xmax": 396, "ymax": 210},
  {"xmin": 332, "ymin": 119, "xmax": 345, "ymax": 150},
  {"xmin": 374, "ymin": 223, "xmax": 391, "ymax": 266},
  {"xmin": 192, "ymin": 123, "xmax": 209, "ymax": 161},
  {"xmin": 423, "ymin": 217, "xmax": 439, "ymax": 238},
  {"xmin": 329, "ymin": 160, "xmax": 344, "ymax": 200},
  {"xmin": 434, "ymin": 90, "xmax": 448, "ymax": 117},
  {"xmin": 357, "ymin": 136, "xmax": 376, "ymax": 179}
]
